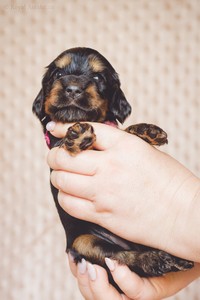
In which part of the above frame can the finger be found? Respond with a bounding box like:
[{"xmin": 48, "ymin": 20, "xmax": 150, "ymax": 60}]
[
  {"xmin": 107, "ymin": 260, "xmax": 200, "ymax": 300},
  {"xmin": 47, "ymin": 147, "xmax": 99, "ymax": 175},
  {"xmin": 58, "ymin": 191, "xmax": 97, "ymax": 222},
  {"xmin": 46, "ymin": 121, "xmax": 71, "ymax": 138},
  {"xmin": 76, "ymin": 259, "xmax": 93, "ymax": 300},
  {"xmin": 51, "ymin": 170, "xmax": 96, "ymax": 200},
  {"xmin": 68, "ymin": 252, "xmax": 77, "ymax": 277},
  {"xmin": 47, "ymin": 121, "xmax": 125, "ymax": 150},
  {"xmin": 106, "ymin": 260, "xmax": 148, "ymax": 300},
  {"xmin": 92, "ymin": 123, "xmax": 125, "ymax": 151},
  {"xmin": 68, "ymin": 258, "xmax": 130, "ymax": 300},
  {"xmin": 86, "ymin": 263, "xmax": 124, "ymax": 300}
]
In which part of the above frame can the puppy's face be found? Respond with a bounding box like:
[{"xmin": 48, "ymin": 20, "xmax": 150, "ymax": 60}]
[{"xmin": 33, "ymin": 47, "xmax": 131, "ymax": 125}]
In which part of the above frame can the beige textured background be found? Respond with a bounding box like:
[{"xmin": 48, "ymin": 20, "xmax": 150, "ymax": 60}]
[{"xmin": 0, "ymin": 0, "xmax": 200, "ymax": 299}]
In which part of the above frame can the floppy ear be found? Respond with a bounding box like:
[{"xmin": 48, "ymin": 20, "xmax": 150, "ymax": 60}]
[
  {"xmin": 109, "ymin": 88, "xmax": 132, "ymax": 124},
  {"xmin": 32, "ymin": 89, "xmax": 45, "ymax": 119}
]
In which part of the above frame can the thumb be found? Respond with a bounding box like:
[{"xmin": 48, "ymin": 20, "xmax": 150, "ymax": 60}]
[
  {"xmin": 46, "ymin": 121, "xmax": 125, "ymax": 150},
  {"xmin": 92, "ymin": 123, "xmax": 126, "ymax": 150},
  {"xmin": 46, "ymin": 121, "xmax": 71, "ymax": 138}
]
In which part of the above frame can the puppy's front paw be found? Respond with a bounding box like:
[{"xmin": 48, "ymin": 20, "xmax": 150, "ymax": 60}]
[
  {"xmin": 125, "ymin": 123, "xmax": 168, "ymax": 146},
  {"xmin": 60, "ymin": 122, "xmax": 96, "ymax": 155}
]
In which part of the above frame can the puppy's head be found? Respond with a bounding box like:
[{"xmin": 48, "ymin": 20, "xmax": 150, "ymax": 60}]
[{"xmin": 33, "ymin": 47, "xmax": 131, "ymax": 125}]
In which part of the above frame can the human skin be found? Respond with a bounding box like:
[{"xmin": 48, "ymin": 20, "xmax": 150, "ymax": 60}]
[
  {"xmin": 67, "ymin": 256, "xmax": 200, "ymax": 300},
  {"xmin": 47, "ymin": 122, "xmax": 200, "ymax": 263},
  {"xmin": 46, "ymin": 121, "xmax": 200, "ymax": 299}
]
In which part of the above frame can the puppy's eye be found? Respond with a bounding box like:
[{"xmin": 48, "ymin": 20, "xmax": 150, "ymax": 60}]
[
  {"xmin": 93, "ymin": 74, "xmax": 103, "ymax": 81},
  {"xmin": 54, "ymin": 70, "xmax": 65, "ymax": 80}
]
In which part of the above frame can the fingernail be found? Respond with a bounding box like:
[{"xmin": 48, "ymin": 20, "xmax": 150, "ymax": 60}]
[
  {"xmin": 105, "ymin": 257, "xmax": 115, "ymax": 272},
  {"xmin": 78, "ymin": 258, "xmax": 87, "ymax": 275},
  {"xmin": 46, "ymin": 121, "xmax": 56, "ymax": 131},
  {"xmin": 68, "ymin": 251, "xmax": 75, "ymax": 263},
  {"xmin": 87, "ymin": 263, "xmax": 96, "ymax": 281}
]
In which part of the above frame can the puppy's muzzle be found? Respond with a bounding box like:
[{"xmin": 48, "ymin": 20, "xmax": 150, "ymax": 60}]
[
  {"xmin": 65, "ymin": 85, "xmax": 83, "ymax": 99},
  {"xmin": 61, "ymin": 74, "xmax": 88, "ymax": 100}
]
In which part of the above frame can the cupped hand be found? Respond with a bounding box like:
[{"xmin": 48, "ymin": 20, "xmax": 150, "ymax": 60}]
[
  {"xmin": 47, "ymin": 122, "xmax": 200, "ymax": 261},
  {"xmin": 47, "ymin": 122, "xmax": 165, "ymax": 246},
  {"xmin": 67, "ymin": 254, "xmax": 200, "ymax": 300}
]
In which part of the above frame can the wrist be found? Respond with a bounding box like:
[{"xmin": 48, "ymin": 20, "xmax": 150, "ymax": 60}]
[{"xmin": 162, "ymin": 167, "xmax": 200, "ymax": 261}]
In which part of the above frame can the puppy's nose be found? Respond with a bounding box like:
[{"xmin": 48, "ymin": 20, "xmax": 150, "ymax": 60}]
[{"xmin": 66, "ymin": 85, "xmax": 82, "ymax": 98}]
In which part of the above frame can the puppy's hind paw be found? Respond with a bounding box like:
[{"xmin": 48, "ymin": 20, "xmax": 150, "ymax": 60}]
[
  {"xmin": 143, "ymin": 251, "xmax": 194, "ymax": 276},
  {"xmin": 173, "ymin": 257, "xmax": 194, "ymax": 271}
]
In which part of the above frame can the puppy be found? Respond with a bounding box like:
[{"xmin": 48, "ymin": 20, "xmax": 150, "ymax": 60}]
[{"xmin": 33, "ymin": 47, "xmax": 193, "ymax": 291}]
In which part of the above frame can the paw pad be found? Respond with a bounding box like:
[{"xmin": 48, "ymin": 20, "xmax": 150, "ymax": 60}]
[
  {"xmin": 126, "ymin": 123, "xmax": 168, "ymax": 146},
  {"xmin": 60, "ymin": 122, "xmax": 96, "ymax": 155}
]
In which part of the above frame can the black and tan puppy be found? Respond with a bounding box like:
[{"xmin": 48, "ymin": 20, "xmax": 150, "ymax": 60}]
[{"xmin": 33, "ymin": 47, "xmax": 193, "ymax": 291}]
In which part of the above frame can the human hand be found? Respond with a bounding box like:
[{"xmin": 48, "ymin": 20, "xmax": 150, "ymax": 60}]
[
  {"xmin": 47, "ymin": 122, "xmax": 200, "ymax": 262},
  {"xmin": 67, "ymin": 254, "xmax": 200, "ymax": 300}
]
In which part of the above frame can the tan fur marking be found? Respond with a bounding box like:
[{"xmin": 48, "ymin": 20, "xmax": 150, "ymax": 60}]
[
  {"xmin": 62, "ymin": 123, "xmax": 96, "ymax": 156},
  {"xmin": 85, "ymin": 84, "xmax": 108, "ymax": 121},
  {"xmin": 125, "ymin": 124, "xmax": 168, "ymax": 146},
  {"xmin": 89, "ymin": 56, "xmax": 104, "ymax": 72},
  {"xmin": 44, "ymin": 81, "xmax": 62, "ymax": 114},
  {"xmin": 72, "ymin": 234, "xmax": 106, "ymax": 264},
  {"xmin": 85, "ymin": 84, "xmax": 99, "ymax": 101},
  {"xmin": 55, "ymin": 55, "xmax": 71, "ymax": 68},
  {"xmin": 72, "ymin": 234, "xmax": 138, "ymax": 267}
]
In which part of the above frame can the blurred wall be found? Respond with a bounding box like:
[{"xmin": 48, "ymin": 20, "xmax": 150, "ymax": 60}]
[{"xmin": 0, "ymin": 0, "xmax": 199, "ymax": 299}]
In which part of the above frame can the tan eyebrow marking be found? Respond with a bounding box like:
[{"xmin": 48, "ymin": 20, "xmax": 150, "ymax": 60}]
[
  {"xmin": 89, "ymin": 56, "xmax": 105, "ymax": 72},
  {"xmin": 55, "ymin": 55, "xmax": 71, "ymax": 68}
]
